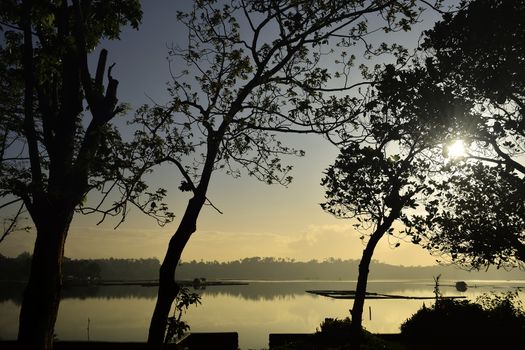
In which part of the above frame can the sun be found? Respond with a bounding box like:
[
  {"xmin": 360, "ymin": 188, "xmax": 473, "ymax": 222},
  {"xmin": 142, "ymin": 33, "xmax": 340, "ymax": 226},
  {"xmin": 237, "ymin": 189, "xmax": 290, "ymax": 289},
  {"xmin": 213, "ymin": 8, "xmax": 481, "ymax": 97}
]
[{"xmin": 446, "ymin": 139, "xmax": 466, "ymax": 158}]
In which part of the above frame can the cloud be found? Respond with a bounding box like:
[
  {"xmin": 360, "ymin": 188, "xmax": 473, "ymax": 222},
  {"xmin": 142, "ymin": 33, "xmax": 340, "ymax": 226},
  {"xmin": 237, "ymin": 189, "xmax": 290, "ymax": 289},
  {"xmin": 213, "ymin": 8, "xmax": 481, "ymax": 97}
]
[
  {"xmin": 285, "ymin": 223, "xmax": 364, "ymax": 261},
  {"xmin": 63, "ymin": 225, "xmax": 173, "ymax": 260},
  {"xmin": 179, "ymin": 224, "xmax": 364, "ymax": 263},
  {"xmin": 0, "ymin": 218, "xmax": 436, "ymax": 267}
]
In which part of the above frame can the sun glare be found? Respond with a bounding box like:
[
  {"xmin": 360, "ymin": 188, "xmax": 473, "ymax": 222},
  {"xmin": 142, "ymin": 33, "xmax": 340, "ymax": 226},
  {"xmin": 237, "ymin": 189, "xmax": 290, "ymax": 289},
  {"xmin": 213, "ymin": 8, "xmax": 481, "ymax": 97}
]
[{"xmin": 447, "ymin": 139, "xmax": 466, "ymax": 158}]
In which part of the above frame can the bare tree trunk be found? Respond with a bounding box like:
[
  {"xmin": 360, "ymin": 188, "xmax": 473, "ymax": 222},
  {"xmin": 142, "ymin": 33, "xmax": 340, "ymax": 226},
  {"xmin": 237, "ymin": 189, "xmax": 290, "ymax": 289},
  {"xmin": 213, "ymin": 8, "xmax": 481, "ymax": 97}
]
[
  {"xmin": 148, "ymin": 131, "xmax": 220, "ymax": 348},
  {"xmin": 13, "ymin": 2, "xmax": 126, "ymax": 349},
  {"xmin": 349, "ymin": 211, "xmax": 399, "ymax": 350},
  {"xmin": 17, "ymin": 213, "xmax": 73, "ymax": 350},
  {"xmin": 349, "ymin": 230, "xmax": 382, "ymax": 350},
  {"xmin": 147, "ymin": 197, "xmax": 205, "ymax": 348}
]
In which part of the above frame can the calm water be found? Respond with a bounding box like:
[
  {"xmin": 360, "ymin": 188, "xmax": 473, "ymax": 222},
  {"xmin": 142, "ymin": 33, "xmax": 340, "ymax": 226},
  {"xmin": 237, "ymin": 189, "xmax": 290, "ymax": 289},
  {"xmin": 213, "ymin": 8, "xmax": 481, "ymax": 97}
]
[{"xmin": 1, "ymin": 280, "xmax": 524, "ymax": 349}]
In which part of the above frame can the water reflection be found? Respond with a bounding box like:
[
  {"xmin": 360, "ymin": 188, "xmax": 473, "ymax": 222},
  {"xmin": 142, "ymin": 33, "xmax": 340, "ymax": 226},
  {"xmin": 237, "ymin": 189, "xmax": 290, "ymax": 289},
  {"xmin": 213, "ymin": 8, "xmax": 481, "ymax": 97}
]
[
  {"xmin": 1, "ymin": 280, "xmax": 524, "ymax": 349},
  {"xmin": 2, "ymin": 280, "xmax": 523, "ymax": 304},
  {"xmin": 0, "ymin": 282, "xmax": 159, "ymax": 305}
]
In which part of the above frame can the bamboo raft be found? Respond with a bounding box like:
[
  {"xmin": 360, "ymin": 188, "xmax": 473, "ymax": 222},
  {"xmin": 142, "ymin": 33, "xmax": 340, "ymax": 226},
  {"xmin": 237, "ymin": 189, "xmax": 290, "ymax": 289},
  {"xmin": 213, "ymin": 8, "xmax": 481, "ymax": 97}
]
[{"xmin": 306, "ymin": 290, "xmax": 466, "ymax": 300}]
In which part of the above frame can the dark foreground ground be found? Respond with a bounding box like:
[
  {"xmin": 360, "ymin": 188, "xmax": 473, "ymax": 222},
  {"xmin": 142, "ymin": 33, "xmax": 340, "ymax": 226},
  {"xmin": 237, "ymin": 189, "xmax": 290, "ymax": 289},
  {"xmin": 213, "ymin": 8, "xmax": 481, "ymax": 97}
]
[
  {"xmin": 0, "ymin": 333, "xmax": 238, "ymax": 350},
  {"xmin": 0, "ymin": 332, "xmax": 514, "ymax": 350}
]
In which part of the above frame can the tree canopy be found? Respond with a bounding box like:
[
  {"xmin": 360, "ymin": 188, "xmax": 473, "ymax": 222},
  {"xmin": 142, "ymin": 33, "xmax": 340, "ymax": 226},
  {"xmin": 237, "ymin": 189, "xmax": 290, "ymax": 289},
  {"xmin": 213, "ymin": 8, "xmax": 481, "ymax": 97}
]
[
  {"xmin": 143, "ymin": 0, "xmax": 430, "ymax": 347},
  {"xmin": 0, "ymin": 0, "xmax": 172, "ymax": 241},
  {"xmin": 400, "ymin": 0, "xmax": 525, "ymax": 269},
  {"xmin": 0, "ymin": 1, "xmax": 169, "ymax": 348},
  {"xmin": 320, "ymin": 53, "xmax": 465, "ymax": 346},
  {"xmin": 409, "ymin": 162, "xmax": 525, "ymax": 268},
  {"xmin": 320, "ymin": 2, "xmax": 525, "ymax": 346}
]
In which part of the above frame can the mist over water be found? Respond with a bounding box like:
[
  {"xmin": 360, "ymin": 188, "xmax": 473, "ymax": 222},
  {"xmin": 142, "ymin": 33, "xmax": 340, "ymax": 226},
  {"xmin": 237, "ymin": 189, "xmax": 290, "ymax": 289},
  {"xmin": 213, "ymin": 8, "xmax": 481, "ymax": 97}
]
[{"xmin": 1, "ymin": 280, "xmax": 524, "ymax": 349}]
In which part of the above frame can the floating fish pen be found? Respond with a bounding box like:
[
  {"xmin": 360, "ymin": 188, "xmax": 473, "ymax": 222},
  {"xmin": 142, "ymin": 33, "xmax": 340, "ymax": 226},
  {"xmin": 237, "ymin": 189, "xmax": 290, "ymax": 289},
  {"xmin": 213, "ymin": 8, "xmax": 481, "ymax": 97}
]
[{"xmin": 306, "ymin": 290, "xmax": 466, "ymax": 300}]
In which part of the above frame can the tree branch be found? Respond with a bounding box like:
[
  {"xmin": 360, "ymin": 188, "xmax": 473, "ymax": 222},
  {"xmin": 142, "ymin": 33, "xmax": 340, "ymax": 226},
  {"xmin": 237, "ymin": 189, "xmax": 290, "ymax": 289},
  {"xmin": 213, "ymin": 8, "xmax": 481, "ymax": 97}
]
[
  {"xmin": 0, "ymin": 201, "xmax": 25, "ymax": 243},
  {"xmin": 486, "ymin": 138, "xmax": 525, "ymax": 175},
  {"xmin": 21, "ymin": 0, "xmax": 43, "ymax": 196},
  {"xmin": 0, "ymin": 198, "xmax": 23, "ymax": 211},
  {"xmin": 72, "ymin": 0, "xmax": 97, "ymax": 110}
]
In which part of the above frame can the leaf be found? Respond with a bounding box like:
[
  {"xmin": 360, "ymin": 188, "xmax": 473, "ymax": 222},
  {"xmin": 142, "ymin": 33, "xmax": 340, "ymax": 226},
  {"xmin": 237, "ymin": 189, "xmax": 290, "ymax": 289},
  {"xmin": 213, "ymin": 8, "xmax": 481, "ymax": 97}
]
[{"xmin": 178, "ymin": 181, "xmax": 193, "ymax": 192}]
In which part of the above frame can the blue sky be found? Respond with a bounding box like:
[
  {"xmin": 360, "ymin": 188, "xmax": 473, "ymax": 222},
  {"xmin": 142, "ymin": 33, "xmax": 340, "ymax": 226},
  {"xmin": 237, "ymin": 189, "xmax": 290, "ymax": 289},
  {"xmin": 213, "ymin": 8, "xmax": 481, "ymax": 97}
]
[{"xmin": 1, "ymin": 0, "xmax": 455, "ymax": 266}]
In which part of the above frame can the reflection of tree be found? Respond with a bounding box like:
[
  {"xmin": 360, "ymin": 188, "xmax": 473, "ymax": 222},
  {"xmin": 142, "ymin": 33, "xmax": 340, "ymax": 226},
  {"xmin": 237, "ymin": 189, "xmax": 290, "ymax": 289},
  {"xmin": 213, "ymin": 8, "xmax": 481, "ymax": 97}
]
[
  {"xmin": 0, "ymin": 284, "xmax": 160, "ymax": 306},
  {"xmin": 192, "ymin": 281, "xmax": 461, "ymax": 302},
  {"xmin": 2, "ymin": 281, "xmax": 521, "ymax": 306},
  {"xmin": 201, "ymin": 283, "xmax": 301, "ymax": 302},
  {"xmin": 61, "ymin": 285, "xmax": 160, "ymax": 301}
]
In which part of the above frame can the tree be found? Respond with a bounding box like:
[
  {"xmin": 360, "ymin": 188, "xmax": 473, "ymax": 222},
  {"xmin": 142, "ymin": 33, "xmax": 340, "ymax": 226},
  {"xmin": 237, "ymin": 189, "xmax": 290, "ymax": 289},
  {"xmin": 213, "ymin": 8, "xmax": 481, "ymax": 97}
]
[
  {"xmin": 0, "ymin": 1, "xmax": 169, "ymax": 349},
  {"xmin": 409, "ymin": 162, "xmax": 525, "ymax": 268},
  {"xmin": 143, "ymin": 0, "xmax": 428, "ymax": 346},
  {"xmin": 423, "ymin": 0, "xmax": 525, "ymax": 109},
  {"xmin": 321, "ymin": 60, "xmax": 468, "ymax": 348},
  {"xmin": 401, "ymin": 0, "xmax": 525, "ymax": 269}
]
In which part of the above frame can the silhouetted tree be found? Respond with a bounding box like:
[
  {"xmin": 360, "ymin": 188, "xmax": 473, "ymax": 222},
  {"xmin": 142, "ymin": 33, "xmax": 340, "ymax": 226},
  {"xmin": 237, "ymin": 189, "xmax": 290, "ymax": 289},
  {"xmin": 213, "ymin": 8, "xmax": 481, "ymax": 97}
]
[
  {"xmin": 321, "ymin": 61, "xmax": 467, "ymax": 347},
  {"xmin": 143, "ymin": 0, "xmax": 429, "ymax": 346},
  {"xmin": 408, "ymin": 161, "xmax": 525, "ymax": 268},
  {"xmin": 401, "ymin": 0, "xmax": 525, "ymax": 269},
  {"xmin": 0, "ymin": 2, "xmax": 170, "ymax": 349}
]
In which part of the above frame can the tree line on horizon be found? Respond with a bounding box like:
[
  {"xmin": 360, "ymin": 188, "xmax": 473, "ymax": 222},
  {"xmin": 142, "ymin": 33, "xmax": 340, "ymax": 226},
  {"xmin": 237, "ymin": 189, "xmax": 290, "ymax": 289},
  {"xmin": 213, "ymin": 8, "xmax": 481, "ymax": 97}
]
[{"xmin": 2, "ymin": 253, "xmax": 523, "ymax": 282}]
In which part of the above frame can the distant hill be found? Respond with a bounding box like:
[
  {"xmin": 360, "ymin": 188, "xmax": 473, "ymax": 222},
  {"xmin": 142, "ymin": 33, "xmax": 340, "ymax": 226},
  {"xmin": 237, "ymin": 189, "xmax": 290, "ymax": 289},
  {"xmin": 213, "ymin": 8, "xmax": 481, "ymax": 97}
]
[{"xmin": 1, "ymin": 254, "xmax": 524, "ymax": 281}]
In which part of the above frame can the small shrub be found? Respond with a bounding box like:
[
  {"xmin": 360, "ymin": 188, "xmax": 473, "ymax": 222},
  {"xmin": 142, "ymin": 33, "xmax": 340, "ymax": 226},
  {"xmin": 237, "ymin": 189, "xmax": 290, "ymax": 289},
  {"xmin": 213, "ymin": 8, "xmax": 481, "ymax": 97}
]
[
  {"xmin": 315, "ymin": 317, "xmax": 405, "ymax": 350},
  {"xmin": 314, "ymin": 317, "xmax": 353, "ymax": 348},
  {"xmin": 400, "ymin": 290, "xmax": 525, "ymax": 349},
  {"xmin": 476, "ymin": 290, "xmax": 525, "ymax": 337},
  {"xmin": 164, "ymin": 286, "xmax": 201, "ymax": 344}
]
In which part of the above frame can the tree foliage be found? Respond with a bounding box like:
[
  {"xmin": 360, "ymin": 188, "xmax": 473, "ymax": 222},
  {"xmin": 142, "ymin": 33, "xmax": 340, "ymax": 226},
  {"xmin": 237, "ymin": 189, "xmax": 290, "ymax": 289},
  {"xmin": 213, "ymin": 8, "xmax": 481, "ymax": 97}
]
[
  {"xmin": 134, "ymin": 0, "xmax": 434, "ymax": 190},
  {"xmin": 319, "ymin": 44, "xmax": 468, "ymax": 346},
  {"xmin": 0, "ymin": 1, "xmax": 171, "ymax": 348},
  {"xmin": 321, "ymin": 51, "xmax": 473, "ymax": 249},
  {"xmin": 422, "ymin": 0, "xmax": 525, "ymax": 107},
  {"xmin": 399, "ymin": 0, "xmax": 525, "ymax": 269},
  {"xmin": 0, "ymin": 0, "xmax": 173, "ymax": 240},
  {"xmin": 401, "ymin": 291, "xmax": 525, "ymax": 349},
  {"xmin": 164, "ymin": 286, "xmax": 201, "ymax": 344},
  {"xmin": 409, "ymin": 163, "xmax": 525, "ymax": 268},
  {"xmin": 145, "ymin": 0, "xmax": 430, "ymax": 347}
]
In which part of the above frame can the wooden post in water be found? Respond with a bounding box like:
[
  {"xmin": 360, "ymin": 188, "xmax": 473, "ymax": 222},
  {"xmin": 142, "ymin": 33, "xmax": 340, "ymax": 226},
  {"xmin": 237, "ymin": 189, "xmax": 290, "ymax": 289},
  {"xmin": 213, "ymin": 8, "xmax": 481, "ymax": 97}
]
[
  {"xmin": 369, "ymin": 306, "xmax": 372, "ymax": 321},
  {"xmin": 87, "ymin": 318, "xmax": 90, "ymax": 341}
]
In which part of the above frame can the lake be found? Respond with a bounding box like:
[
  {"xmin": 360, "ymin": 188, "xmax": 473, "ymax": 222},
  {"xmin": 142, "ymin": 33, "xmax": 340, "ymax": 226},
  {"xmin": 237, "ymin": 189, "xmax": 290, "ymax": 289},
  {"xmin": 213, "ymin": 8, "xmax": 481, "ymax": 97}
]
[{"xmin": 1, "ymin": 279, "xmax": 524, "ymax": 349}]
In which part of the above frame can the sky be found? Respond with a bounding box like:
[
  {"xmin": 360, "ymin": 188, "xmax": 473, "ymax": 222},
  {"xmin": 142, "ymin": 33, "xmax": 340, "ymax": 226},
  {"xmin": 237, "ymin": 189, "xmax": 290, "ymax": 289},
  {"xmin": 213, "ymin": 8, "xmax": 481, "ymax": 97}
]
[{"xmin": 0, "ymin": 1, "xmax": 456, "ymax": 266}]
